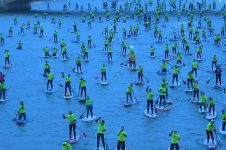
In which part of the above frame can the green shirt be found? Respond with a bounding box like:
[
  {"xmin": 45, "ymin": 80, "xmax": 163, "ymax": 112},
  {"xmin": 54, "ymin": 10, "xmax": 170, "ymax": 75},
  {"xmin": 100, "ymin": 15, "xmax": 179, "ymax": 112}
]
[
  {"xmin": 101, "ymin": 66, "xmax": 107, "ymax": 72},
  {"xmin": 171, "ymin": 132, "xmax": 180, "ymax": 144},
  {"xmin": 66, "ymin": 114, "xmax": 76, "ymax": 124},
  {"xmin": 47, "ymin": 73, "xmax": 54, "ymax": 80},
  {"xmin": 117, "ymin": 130, "xmax": 127, "ymax": 141},
  {"xmin": 147, "ymin": 91, "xmax": 153, "ymax": 100},
  {"xmin": 19, "ymin": 105, "xmax": 26, "ymax": 114},
  {"xmin": 97, "ymin": 121, "xmax": 106, "ymax": 134},
  {"xmin": 206, "ymin": 122, "xmax": 215, "ymax": 131},
  {"xmin": 86, "ymin": 98, "xmax": 93, "ymax": 105}
]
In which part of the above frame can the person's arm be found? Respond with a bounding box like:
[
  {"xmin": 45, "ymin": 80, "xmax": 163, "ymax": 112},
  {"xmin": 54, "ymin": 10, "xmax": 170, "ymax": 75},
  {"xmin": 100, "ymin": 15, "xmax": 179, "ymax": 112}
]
[{"xmin": 63, "ymin": 114, "xmax": 67, "ymax": 119}]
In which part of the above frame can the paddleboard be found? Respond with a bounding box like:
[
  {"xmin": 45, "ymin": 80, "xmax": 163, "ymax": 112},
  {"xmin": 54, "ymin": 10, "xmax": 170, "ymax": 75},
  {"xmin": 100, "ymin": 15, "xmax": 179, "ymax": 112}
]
[
  {"xmin": 82, "ymin": 116, "xmax": 96, "ymax": 122},
  {"xmin": 67, "ymin": 135, "xmax": 81, "ymax": 144},
  {"xmin": 73, "ymin": 70, "xmax": 83, "ymax": 74},
  {"xmin": 100, "ymin": 80, "xmax": 108, "ymax": 86},
  {"xmin": 219, "ymin": 127, "xmax": 226, "ymax": 135},
  {"xmin": 42, "ymin": 55, "xmax": 50, "ymax": 58},
  {"xmin": 206, "ymin": 112, "xmax": 217, "ymax": 120},
  {"xmin": 135, "ymin": 81, "xmax": 143, "ymax": 86},
  {"xmin": 198, "ymin": 108, "xmax": 208, "ymax": 113},
  {"xmin": 183, "ymin": 53, "xmax": 192, "ymax": 56},
  {"xmin": 127, "ymin": 64, "xmax": 137, "ymax": 71},
  {"xmin": 144, "ymin": 110, "xmax": 157, "ymax": 118},
  {"xmin": 175, "ymin": 63, "xmax": 183, "ymax": 67},
  {"xmin": 166, "ymin": 99, "xmax": 173, "ymax": 105},
  {"xmin": 161, "ymin": 58, "xmax": 171, "ymax": 61},
  {"xmin": 64, "ymin": 93, "xmax": 73, "ymax": 99},
  {"xmin": 185, "ymin": 88, "xmax": 193, "ymax": 93},
  {"xmin": 213, "ymin": 84, "xmax": 223, "ymax": 89},
  {"xmin": 156, "ymin": 106, "xmax": 171, "ymax": 111},
  {"xmin": 83, "ymin": 59, "xmax": 89, "ymax": 62},
  {"xmin": 191, "ymin": 98, "xmax": 199, "ymax": 104},
  {"xmin": 62, "ymin": 58, "xmax": 69, "ymax": 61},
  {"xmin": 0, "ymin": 99, "xmax": 7, "ymax": 103},
  {"xmin": 150, "ymin": 55, "xmax": 156, "ymax": 58},
  {"xmin": 45, "ymin": 89, "xmax": 54, "ymax": 94},
  {"xmin": 3, "ymin": 64, "xmax": 12, "ymax": 69},
  {"xmin": 16, "ymin": 119, "xmax": 26, "ymax": 125},
  {"xmin": 204, "ymin": 139, "xmax": 217, "ymax": 149},
  {"xmin": 51, "ymin": 55, "xmax": 58, "ymax": 58},
  {"xmin": 78, "ymin": 98, "xmax": 86, "ymax": 104},
  {"xmin": 170, "ymin": 53, "xmax": 177, "ymax": 57},
  {"xmin": 97, "ymin": 146, "xmax": 107, "ymax": 150},
  {"xmin": 170, "ymin": 82, "xmax": 180, "ymax": 88},
  {"xmin": 195, "ymin": 58, "xmax": 203, "ymax": 62},
  {"xmin": 157, "ymin": 71, "xmax": 168, "ymax": 75}
]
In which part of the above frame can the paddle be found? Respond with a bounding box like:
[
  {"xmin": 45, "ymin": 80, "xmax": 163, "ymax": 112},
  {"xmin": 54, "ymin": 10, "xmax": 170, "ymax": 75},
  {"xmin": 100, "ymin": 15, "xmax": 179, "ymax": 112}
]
[
  {"xmin": 79, "ymin": 111, "xmax": 86, "ymax": 119},
  {"xmin": 155, "ymin": 96, "xmax": 160, "ymax": 105},
  {"xmin": 206, "ymin": 75, "xmax": 214, "ymax": 84},
  {"xmin": 179, "ymin": 75, "xmax": 186, "ymax": 85},
  {"xmin": 143, "ymin": 75, "xmax": 150, "ymax": 83},
  {"xmin": 94, "ymin": 74, "xmax": 100, "ymax": 80},
  {"xmin": 76, "ymin": 126, "xmax": 87, "ymax": 137},
  {"xmin": 61, "ymin": 72, "xmax": 65, "ymax": 78},
  {"xmin": 55, "ymin": 82, "xmax": 63, "ymax": 87},
  {"xmin": 120, "ymin": 60, "xmax": 127, "ymax": 65},
  {"xmin": 214, "ymin": 129, "xmax": 219, "ymax": 144},
  {"xmin": 12, "ymin": 113, "xmax": 19, "ymax": 121},
  {"xmin": 132, "ymin": 92, "xmax": 139, "ymax": 104}
]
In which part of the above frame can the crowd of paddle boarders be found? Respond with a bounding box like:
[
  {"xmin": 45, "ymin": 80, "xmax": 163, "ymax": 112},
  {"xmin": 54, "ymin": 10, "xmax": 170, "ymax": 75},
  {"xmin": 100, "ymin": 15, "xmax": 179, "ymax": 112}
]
[{"xmin": 0, "ymin": 0, "xmax": 226, "ymax": 149}]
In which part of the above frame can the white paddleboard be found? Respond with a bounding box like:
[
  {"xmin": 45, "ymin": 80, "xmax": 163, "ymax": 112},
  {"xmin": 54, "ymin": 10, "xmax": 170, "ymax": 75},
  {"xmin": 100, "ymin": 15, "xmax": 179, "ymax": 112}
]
[
  {"xmin": 62, "ymin": 58, "xmax": 69, "ymax": 61},
  {"xmin": 82, "ymin": 116, "xmax": 96, "ymax": 122},
  {"xmin": 45, "ymin": 89, "xmax": 54, "ymax": 94},
  {"xmin": 0, "ymin": 99, "xmax": 7, "ymax": 103},
  {"xmin": 100, "ymin": 80, "xmax": 108, "ymax": 86},
  {"xmin": 4, "ymin": 64, "xmax": 12, "ymax": 68},
  {"xmin": 64, "ymin": 93, "xmax": 73, "ymax": 99},
  {"xmin": 213, "ymin": 84, "xmax": 223, "ymax": 89},
  {"xmin": 206, "ymin": 112, "xmax": 217, "ymax": 120},
  {"xmin": 170, "ymin": 82, "xmax": 180, "ymax": 88},
  {"xmin": 191, "ymin": 98, "xmax": 199, "ymax": 104},
  {"xmin": 67, "ymin": 135, "xmax": 81, "ymax": 144},
  {"xmin": 127, "ymin": 64, "xmax": 137, "ymax": 71},
  {"xmin": 83, "ymin": 59, "xmax": 89, "ymax": 62},
  {"xmin": 170, "ymin": 53, "xmax": 177, "ymax": 57},
  {"xmin": 144, "ymin": 110, "xmax": 157, "ymax": 118},
  {"xmin": 204, "ymin": 139, "xmax": 217, "ymax": 148},
  {"xmin": 198, "ymin": 108, "xmax": 208, "ymax": 113},
  {"xmin": 156, "ymin": 106, "xmax": 171, "ymax": 111},
  {"xmin": 185, "ymin": 88, "xmax": 193, "ymax": 93},
  {"xmin": 74, "ymin": 70, "xmax": 83, "ymax": 74},
  {"xmin": 157, "ymin": 71, "xmax": 168, "ymax": 75},
  {"xmin": 219, "ymin": 127, "xmax": 226, "ymax": 135},
  {"xmin": 42, "ymin": 55, "xmax": 50, "ymax": 58}
]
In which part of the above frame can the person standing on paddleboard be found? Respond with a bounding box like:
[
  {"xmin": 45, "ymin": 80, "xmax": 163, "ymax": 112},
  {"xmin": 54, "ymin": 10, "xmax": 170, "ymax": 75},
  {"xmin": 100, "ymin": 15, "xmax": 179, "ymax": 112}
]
[
  {"xmin": 208, "ymin": 97, "xmax": 216, "ymax": 116},
  {"xmin": 212, "ymin": 55, "xmax": 217, "ymax": 71},
  {"xmin": 206, "ymin": 120, "xmax": 216, "ymax": 144},
  {"xmin": 146, "ymin": 86, "xmax": 154, "ymax": 114},
  {"xmin": 193, "ymin": 80, "xmax": 199, "ymax": 100},
  {"xmin": 63, "ymin": 111, "xmax": 76, "ymax": 140},
  {"xmin": 62, "ymin": 141, "xmax": 72, "ymax": 150},
  {"xmin": 76, "ymin": 57, "xmax": 82, "ymax": 72},
  {"xmin": 172, "ymin": 66, "xmax": 179, "ymax": 85},
  {"xmin": 215, "ymin": 65, "xmax": 222, "ymax": 86},
  {"xmin": 0, "ymin": 82, "xmax": 6, "ymax": 100},
  {"xmin": 187, "ymin": 71, "xmax": 193, "ymax": 89},
  {"xmin": 85, "ymin": 97, "xmax": 93, "ymax": 118},
  {"xmin": 126, "ymin": 84, "xmax": 133, "ymax": 103},
  {"xmin": 221, "ymin": 110, "xmax": 226, "ymax": 131},
  {"xmin": 65, "ymin": 74, "xmax": 72, "ymax": 96},
  {"xmin": 44, "ymin": 61, "xmax": 50, "ymax": 77},
  {"xmin": 161, "ymin": 79, "xmax": 168, "ymax": 100},
  {"xmin": 137, "ymin": 65, "xmax": 143, "ymax": 83},
  {"xmin": 95, "ymin": 117, "xmax": 106, "ymax": 150},
  {"xmin": 159, "ymin": 85, "xmax": 166, "ymax": 108},
  {"xmin": 169, "ymin": 131, "xmax": 180, "ymax": 150},
  {"xmin": 79, "ymin": 78, "xmax": 86, "ymax": 99},
  {"xmin": 4, "ymin": 50, "xmax": 10, "ymax": 67},
  {"xmin": 161, "ymin": 60, "xmax": 167, "ymax": 74},
  {"xmin": 18, "ymin": 101, "xmax": 26, "ymax": 121},
  {"xmin": 101, "ymin": 64, "xmax": 107, "ymax": 82},
  {"xmin": 117, "ymin": 126, "xmax": 127, "ymax": 150},
  {"xmin": 47, "ymin": 72, "xmax": 54, "ymax": 91},
  {"xmin": 192, "ymin": 60, "xmax": 198, "ymax": 79}
]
